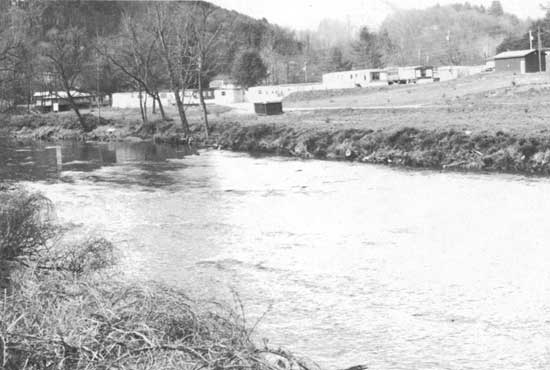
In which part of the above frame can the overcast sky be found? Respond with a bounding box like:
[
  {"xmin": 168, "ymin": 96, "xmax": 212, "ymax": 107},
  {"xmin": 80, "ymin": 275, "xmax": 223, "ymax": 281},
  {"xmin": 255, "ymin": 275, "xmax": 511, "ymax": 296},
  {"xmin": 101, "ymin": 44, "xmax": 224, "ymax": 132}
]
[{"xmin": 209, "ymin": 0, "xmax": 547, "ymax": 30}]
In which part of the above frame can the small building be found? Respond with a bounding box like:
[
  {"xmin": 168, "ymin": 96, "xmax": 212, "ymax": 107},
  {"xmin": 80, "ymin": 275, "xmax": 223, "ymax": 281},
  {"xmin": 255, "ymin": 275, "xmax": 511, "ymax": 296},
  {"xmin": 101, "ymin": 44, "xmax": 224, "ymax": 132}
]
[
  {"xmin": 493, "ymin": 49, "xmax": 546, "ymax": 73},
  {"xmin": 254, "ymin": 102, "xmax": 283, "ymax": 115},
  {"xmin": 209, "ymin": 77, "xmax": 245, "ymax": 105},
  {"xmin": 322, "ymin": 69, "xmax": 389, "ymax": 90},
  {"xmin": 34, "ymin": 91, "xmax": 99, "ymax": 112}
]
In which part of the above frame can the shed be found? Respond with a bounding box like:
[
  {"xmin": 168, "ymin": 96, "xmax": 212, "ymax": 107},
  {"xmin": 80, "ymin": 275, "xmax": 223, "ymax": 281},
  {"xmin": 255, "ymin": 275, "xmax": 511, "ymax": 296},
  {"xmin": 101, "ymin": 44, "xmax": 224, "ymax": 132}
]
[
  {"xmin": 254, "ymin": 102, "xmax": 283, "ymax": 115},
  {"xmin": 494, "ymin": 49, "xmax": 546, "ymax": 73}
]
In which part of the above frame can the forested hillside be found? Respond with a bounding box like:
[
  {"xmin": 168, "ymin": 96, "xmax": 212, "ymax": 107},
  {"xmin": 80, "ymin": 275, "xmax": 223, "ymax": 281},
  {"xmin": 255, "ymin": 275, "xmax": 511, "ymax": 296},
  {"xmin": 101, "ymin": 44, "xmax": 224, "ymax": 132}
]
[
  {"xmin": 497, "ymin": 8, "xmax": 550, "ymax": 52},
  {"xmin": 377, "ymin": 2, "xmax": 526, "ymax": 66}
]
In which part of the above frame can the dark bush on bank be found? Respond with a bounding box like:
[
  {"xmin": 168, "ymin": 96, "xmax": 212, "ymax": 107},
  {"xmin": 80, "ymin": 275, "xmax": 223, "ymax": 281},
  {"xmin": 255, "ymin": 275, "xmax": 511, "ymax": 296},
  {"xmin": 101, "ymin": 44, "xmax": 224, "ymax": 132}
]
[{"xmin": 0, "ymin": 188, "xmax": 55, "ymax": 289}]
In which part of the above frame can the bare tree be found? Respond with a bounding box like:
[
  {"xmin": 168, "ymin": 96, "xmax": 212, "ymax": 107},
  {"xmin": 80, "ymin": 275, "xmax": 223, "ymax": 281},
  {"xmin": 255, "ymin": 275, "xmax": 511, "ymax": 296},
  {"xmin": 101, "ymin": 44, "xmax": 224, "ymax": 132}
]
[
  {"xmin": 40, "ymin": 27, "xmax": 90, "ymax": 128},
  {"xmin": 152, "ymin": 3, "xmax": 195, "ymax": 136},
  {"xmin": 190, "ymin": 3, "xmax": 227, "ymax": 139},
  {"xmin": 98, "ymin": 11, "xmax": 169, "ymax": 125},
  {"xmin": 0, "ymin": 2, "xmax": 36, "ymax": 112}
]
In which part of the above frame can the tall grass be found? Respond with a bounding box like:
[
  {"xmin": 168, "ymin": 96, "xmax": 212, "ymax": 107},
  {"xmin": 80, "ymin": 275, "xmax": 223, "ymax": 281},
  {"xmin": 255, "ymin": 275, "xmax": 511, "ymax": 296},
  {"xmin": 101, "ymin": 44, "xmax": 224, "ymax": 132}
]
[{"xmin": 0, "ymin": 187, "xmax": 316, "ymax": 370}]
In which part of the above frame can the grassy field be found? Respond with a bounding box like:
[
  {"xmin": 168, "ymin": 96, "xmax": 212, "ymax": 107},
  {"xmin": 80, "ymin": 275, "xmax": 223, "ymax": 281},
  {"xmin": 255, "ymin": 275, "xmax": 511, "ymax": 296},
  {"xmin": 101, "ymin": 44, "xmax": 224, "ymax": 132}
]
[{"xmin": 283, "ymin": 71, "xmax": 550, "ymax": 109}]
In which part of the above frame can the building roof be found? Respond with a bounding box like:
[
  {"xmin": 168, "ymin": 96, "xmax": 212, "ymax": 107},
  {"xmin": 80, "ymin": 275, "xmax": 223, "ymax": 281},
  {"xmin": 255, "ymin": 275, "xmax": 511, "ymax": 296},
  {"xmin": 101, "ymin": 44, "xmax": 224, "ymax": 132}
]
[
  {"xmin": 324, "ymin": 68, "xmax": 387, "ymax": 76},
  {"xmin": 33, "ymin": 91, "xmax": 93, "ymax": 99},
  {"xmin": 494, "ymin": 49, "xmax": 536, "ymax": 60}
]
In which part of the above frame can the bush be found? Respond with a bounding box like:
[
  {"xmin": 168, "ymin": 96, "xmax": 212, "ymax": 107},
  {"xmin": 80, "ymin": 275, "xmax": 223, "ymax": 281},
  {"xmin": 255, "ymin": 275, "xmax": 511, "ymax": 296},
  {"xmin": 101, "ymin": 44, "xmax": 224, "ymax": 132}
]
[
  {"xmin": 43, "ymin": 237, "xmax": 117, "ymax": 276},
  {"xmin": 0, "ymin": 189, "xmax": 56, "ymax": 290}
]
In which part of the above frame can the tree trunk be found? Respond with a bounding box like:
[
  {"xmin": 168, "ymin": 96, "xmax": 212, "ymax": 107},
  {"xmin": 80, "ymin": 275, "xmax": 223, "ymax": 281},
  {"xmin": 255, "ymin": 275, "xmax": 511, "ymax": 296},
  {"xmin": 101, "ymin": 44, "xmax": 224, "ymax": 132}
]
[
  {"xmin": 156, "ymin": 19, "xmax": 190, "ymax": 135},
  {"xmin": 197, "ymin": 74, "xmax": 209, "ymax": 139},
  {"xmin": 152, "ymin": 95, "xmax": 156, "ymax": 114},
  {"xmin": 64, "ymin": 89, "xmax": 85, "ymax": 128},
  {"xmin": 138, "ymin": 89, "xmax": 147, "ymax": 124},
  {"xmin": 142, "ymin": 92, "xmax": 148, "ymax": 123},
  {"xmin": 156, "ymin": 95, "xmax": 167, "ymax": 121},
  {"xmin": 172, "ymin": 89, "xmax": 190, "ymax": 136}
]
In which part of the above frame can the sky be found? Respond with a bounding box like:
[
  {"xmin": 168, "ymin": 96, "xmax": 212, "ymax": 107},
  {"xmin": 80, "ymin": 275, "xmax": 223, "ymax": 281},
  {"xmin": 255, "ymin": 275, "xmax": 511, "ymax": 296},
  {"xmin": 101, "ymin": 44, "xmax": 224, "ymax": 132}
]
[{"xmin": 209, "ymin": 0, "xmax": 547, "ymax": 30}]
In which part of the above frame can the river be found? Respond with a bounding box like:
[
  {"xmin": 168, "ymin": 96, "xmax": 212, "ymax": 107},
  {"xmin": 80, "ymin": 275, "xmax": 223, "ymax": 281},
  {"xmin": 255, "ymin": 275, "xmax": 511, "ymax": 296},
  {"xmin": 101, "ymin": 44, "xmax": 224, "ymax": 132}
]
[{"xmin": 2, "ymin": 137, "xmax": 550, "ymax": 370}]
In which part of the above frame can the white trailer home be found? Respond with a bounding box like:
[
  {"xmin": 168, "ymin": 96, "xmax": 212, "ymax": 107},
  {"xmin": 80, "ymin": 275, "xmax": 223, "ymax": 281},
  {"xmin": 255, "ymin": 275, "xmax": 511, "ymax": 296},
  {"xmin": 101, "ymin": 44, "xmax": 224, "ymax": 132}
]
[
  {"xmin": 387, "ymin": 66, "xmax": 438, "ymax": 84},
  {"xmin": 111, "ymin": 90, "xmax": 215, "ymax": 110},
  {"xmin": 322, "ymin": 69, "xmax": 388, "ymax": 90},
  {"xmin": 246, "ymin": 82, "xmax": 324, "ymax": 103},
  {"xmin": 34, "ymin": 91, "xmax": 99, "ymax": 112}
]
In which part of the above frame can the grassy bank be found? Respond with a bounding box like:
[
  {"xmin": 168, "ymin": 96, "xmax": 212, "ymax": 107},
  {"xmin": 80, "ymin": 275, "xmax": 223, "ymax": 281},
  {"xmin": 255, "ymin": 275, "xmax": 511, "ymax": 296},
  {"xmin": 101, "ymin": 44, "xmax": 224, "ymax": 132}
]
[
  {"xmin": 211, "ymin": 119, "xmax": 550, "ymax": 174},
  {"xmin": 0, "ymin": 187, "xmax": 314, "ymax": 370}
]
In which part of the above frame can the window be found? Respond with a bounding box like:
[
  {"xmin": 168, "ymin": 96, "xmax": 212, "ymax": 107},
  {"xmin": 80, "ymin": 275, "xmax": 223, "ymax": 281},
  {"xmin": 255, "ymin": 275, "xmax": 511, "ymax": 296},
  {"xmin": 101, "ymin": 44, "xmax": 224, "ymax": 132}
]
[
  {"xmin": 371, "ymin": 72, "xmax": 380, "ymax": 81},
  {"xmin": 221, "ymin": 91, "xmax": 226, "ymax": 96},
  {"xmin": 258, "ymin": 90, "xmax": 262, "ymax": 94},
  {"xmin": 160, "ymin": 93, "xmax": 167, "ymax": 98},
  {"xmin": 350, "ymin": 74, "xmax": 353, "ymax": 79}
]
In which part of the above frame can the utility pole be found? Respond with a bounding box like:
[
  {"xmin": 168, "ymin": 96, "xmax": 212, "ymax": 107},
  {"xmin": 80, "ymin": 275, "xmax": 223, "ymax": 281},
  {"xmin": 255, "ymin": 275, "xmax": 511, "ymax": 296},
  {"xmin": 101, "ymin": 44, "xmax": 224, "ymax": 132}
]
[
  {"xmin": 95, "ymin": 27, "xmax": 101, "ymax": 125},
  {"xmin": 446, "ymin": 30, "xmax": 451, "ymax": 65},
  {"xmin": 538, "ymin": 26, "xmax": 543, "ymax": 73},
  {"xmin": 304, "ymin": 33, "xmax": 310, "ymax": 83}
]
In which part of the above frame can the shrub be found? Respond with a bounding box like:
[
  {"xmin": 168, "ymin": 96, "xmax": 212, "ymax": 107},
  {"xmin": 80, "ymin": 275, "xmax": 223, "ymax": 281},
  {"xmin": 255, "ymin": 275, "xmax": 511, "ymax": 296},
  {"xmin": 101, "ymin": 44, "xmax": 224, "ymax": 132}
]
[
  {"xmin": 0, "ymin": 189, "xmax": 56, "ymax": 290},
  {"xmin": 43, "ymin": 237, "xmax": 117, "ymax": 276}
]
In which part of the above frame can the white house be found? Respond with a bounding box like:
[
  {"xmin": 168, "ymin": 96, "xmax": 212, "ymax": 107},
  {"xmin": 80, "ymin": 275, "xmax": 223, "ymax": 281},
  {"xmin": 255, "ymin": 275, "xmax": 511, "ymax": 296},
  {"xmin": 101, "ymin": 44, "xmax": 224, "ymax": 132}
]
[
  {"xmin": 209, "ymin": 77, "xmax": 246, "ymax": 105},
  {"xmin": 322, "ymin": 69, "xmax": 389, "ymax": 90}
]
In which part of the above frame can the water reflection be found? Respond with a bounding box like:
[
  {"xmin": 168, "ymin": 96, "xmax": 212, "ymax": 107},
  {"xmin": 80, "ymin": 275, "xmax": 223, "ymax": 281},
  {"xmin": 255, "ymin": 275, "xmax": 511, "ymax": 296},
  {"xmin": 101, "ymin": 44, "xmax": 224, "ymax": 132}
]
[{"xmin": 0, "ymin": 137, "xmax": 196, "ymax": 186}]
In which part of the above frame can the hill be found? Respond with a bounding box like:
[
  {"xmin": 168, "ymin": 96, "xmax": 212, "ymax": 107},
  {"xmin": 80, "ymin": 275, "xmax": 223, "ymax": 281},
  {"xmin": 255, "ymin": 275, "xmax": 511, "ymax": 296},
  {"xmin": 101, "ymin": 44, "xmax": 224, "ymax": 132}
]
[{"xmin": 379, "ymin": 2, "xmax": 527, "ymax": 66}]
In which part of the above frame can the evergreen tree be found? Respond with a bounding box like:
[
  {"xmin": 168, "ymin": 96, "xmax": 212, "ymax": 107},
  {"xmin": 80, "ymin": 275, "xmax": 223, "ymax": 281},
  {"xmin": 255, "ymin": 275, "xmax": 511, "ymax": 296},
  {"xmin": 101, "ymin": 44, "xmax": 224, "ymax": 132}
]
[
  {"xmin": 488, "ymin": 1, "xmax": 504, "ymax": 17},
  {"xmin": 231, "ymin": 50, "xmax": 267, "ymax": 87}
]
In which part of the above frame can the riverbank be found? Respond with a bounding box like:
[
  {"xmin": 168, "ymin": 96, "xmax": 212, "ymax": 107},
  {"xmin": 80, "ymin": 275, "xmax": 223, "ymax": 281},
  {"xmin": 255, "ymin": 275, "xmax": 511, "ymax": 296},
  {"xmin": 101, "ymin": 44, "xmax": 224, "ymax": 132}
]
[{"xmin": 4, "ymin": 73, "xmax": 550, "ymax": 175}]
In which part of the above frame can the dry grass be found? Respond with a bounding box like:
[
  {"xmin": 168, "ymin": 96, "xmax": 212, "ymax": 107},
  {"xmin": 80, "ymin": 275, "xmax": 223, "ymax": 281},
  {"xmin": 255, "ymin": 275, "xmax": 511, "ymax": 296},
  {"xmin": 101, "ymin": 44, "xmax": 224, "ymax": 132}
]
[{"xmin": 1, "ymin": 273, "xmax": 311, "ymax": 370}]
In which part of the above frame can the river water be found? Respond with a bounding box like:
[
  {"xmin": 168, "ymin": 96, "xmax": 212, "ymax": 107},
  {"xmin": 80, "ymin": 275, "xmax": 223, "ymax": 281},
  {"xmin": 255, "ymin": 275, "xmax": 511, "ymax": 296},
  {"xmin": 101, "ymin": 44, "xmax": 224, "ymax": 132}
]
[{"xmin": 2, "ymin": 138, "xmax": 550, "ymax": 370}]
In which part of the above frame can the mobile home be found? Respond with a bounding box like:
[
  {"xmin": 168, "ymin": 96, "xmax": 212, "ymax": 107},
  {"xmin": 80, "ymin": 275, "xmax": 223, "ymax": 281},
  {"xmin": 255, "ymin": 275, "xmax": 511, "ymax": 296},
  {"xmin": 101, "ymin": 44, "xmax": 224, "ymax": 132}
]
[
  {"xmin": 34, "ymin": 91, "xmax": 99, "ymax": 112},
  {"xmin": 322, "ymin": 69, "xmax": 388, "ymax": 89},
  {"xmin": 246, "ymin": 83, "xmax": 323, "ymax": 103},
  {"xmin": 387, "ymin": 66, "xmax": 438, "ymax": 84}
]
